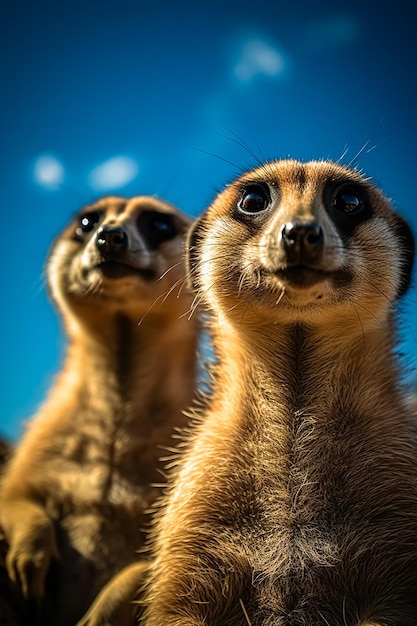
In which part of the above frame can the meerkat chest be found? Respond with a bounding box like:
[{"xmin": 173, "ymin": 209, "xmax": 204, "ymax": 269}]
[
  {"xmin": 43, "ymin": 412, "xmax": 156, "ymax": 514},
  {"xmin": 43, "ymin": 421, "xmax": 152, "ymax": 569},
  {"xmin": 235, "ymin": 413, "xmax": 417, "ymax": 622}
]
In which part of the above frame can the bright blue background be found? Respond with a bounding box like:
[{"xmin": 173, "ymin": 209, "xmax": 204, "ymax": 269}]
[{"xmin": 1, "ymin": 0, "xmax": 416, "ymax": 442}]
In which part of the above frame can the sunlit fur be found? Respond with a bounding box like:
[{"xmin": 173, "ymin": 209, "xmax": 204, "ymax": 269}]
[
  {"xmin": 142, "ymin": 160, "xmax": 417, "ymax": 626},
  {"xmin": 0, "ymin": 196, "xmax": 199, "ymax": 626}
]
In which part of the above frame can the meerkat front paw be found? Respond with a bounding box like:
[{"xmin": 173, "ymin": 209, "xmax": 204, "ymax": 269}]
[
  {"xmin": 2, "ymin": 501, "xmax": 59, "ymax": 599},
  {"xmin": 76, "ymin": 561, "xmax": 149, "ymax": 626}
]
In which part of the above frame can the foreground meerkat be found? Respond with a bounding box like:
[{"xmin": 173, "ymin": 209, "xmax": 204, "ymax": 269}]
[
  {"xmin": 0, "ymin": 195, "xmax": 198, "ymax": 626},
  {"xmin": 142, "ymin": 160, "xmax": 416, "ymax": 626}
]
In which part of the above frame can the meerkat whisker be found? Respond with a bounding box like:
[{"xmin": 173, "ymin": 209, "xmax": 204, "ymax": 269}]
[
  {"xmin": 158, "ymin": 260, "xmax": 184, "ymax": 281},
  {"xmin": 239, "ymin": 598, "xmax": 252, "ymax": 626},
  {"xmin": 337, "ymin": 144, "xmax": 350, "ymax": 163},
  {"xmin": 31, "ymin": 272, "xmax": 47, "ymax": 299},
  {"xmin": 216, "ymin": 125, "xmax": 265, "ymax": 170},
  {"xmin": 346, "ymin": 139, "xmax": 371, "ymax": 168},
  {"xmin": 157, "ymin": 276, "xmax": 188, "ymax": 307},
  {"xmin": 275, "ymin": 287, "xmax": 286, "ymax": 305}
]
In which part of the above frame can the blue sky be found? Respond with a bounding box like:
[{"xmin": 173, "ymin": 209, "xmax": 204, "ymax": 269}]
[{"xmin": 1, "ymin": 0, "xmax": 416, "ymax": 441}]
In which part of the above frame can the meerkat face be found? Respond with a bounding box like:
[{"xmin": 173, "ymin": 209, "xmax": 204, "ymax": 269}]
[
  {"xmin": 188, "ymin": 160, "xmax": 414, "ymax": 326},
  {"xmin": 48, "ymin": 196, "xmax": 192, "ymax": 317}
]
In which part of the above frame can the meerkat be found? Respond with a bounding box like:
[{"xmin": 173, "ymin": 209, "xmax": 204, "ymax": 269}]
[
  {"xmin": 141, "ymin": 160, "xmax": 417, "ymax": 626},
  {"xmin": 0, "ymin": 195, "xmax": 199, "ymax": 626}
]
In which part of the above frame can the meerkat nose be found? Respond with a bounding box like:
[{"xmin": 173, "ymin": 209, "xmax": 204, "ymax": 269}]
[
  {"xmin": 281, "ymin": 221, "xmax": 324, "ymax": 265},
  {"xmin": 96, "ymin": 226, "xmax": 128, "ymax": 256}
]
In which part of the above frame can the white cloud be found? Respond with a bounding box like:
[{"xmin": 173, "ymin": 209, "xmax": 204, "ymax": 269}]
[
  {"xmin": 234, "ymin": 38, "xmax": 286, "ymax": 84},
  {"xmin": 88, "ymin": 156, "xmax": 139, "ymax": 191},
  {"xmin": 33, "ymin": 154, "xmax": 65, "ymax": 189}
]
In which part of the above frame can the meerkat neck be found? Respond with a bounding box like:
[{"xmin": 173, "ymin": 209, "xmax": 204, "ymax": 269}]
[
  {"xmin": 56, "ymin": 312, "xmax": 197, "ymax": 423},
  {"xmin": 215, "ymin": 314, "xmax": 401, "ymax": 424}
]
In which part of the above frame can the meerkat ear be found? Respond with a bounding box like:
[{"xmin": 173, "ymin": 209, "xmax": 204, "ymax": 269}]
[
  {"xmin": 185, "ymin": 213, "xmax": 206, "ymax": 291},
  {"xmin": 396, "ymin": 214, "xmax": 415, "ymax": 298}
]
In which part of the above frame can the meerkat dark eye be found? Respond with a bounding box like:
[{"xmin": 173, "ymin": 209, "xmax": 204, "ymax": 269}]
[
  {"xmin": 151, "ymin": 215, "xmax": 176, "ymax": 237},
  {"xmin": 324, "ymin": 181, "xmax": 372, "ymax": 236},
  {"xmin": 333, "ymin": 188, "xmax": 364, "ymax": 214},
  {"xmin": 137, "ymin": 211, "xmax": 177, "ymax": 248},
  {"xmin": 238, "ymin": 184, "xmax": 270, "ymax": 214},
  {"xmin": 75, "ymin": 211, "xmax": 102, "ymax": 238}
]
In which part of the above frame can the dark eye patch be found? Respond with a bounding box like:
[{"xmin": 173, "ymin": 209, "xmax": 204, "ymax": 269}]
[
  {"xmin": 137, "ymin": 211, "xmax": 178, "ymax": 248},
  {"xmin": 323, "ymin": 179, "xmax": 373, "ymax": 238},
  {"xmin": 74, "ymin": 210, "xmax": 103, "ymax": 240}
]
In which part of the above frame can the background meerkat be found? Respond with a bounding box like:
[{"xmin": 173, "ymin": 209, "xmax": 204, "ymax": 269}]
[
  {"xmin": 142, "ymin": 160, "xmax": 416, "ymax": 626},
  {"xmin": 0, "ymin": 195, "xmax": 199, "ymax": 626}
]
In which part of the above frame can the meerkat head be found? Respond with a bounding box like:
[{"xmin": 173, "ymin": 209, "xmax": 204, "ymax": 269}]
[
  {"xmin": 187, "ymin": 160, "xmax": 414, "ymax": 328},
  {"xmin": 48, "ymin": 195, "xmax": 192, "ymax": 321}
]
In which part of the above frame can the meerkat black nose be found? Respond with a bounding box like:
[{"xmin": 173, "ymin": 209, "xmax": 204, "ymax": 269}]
[
  {"xmin": 96, "ymin": 226, "xmax": 128, "ymax": 256},
  {"xmin": 281, "ymin": 221, "xmax": 324, "ymax": 264}
]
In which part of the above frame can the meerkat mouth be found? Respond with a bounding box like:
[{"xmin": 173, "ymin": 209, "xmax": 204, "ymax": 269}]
[
  {"xmin": 93, "ymin": 260, "xmax": 156, "ymax": 281},
  {"xmin": 275, "ymin": 266, "xmax": 328, "ymax": 288},
  {"xmin": 272, "ymin": 265, "xmax": 352, "ymax": 289}
]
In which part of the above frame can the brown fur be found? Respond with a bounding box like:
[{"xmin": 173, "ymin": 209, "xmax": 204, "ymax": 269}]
[
  {"xmin": 0, "ymin": 196, "xmax": 199, "ymax": 626},
  {"xmin": 142, "ymin": 160, "xmax": 417, "ymax": 626}
]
